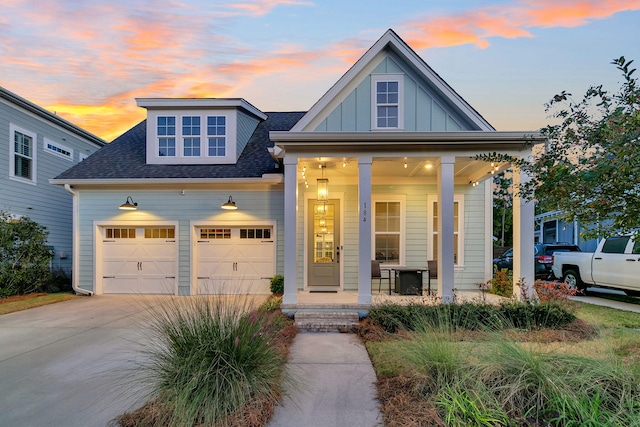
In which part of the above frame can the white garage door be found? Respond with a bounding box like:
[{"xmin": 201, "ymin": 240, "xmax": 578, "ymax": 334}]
[
  {"xmin": 197, "ymin": 227, "xmax": 274, "ymax": 294},
  {"xmin": 102, "ymin": 226, "xmax": 177, "ymax": 294}
]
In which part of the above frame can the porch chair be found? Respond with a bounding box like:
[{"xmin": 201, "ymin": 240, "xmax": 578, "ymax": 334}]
[
  {"xmin": 371, "ymin": 260, "xmax": 383, "ymax": 293},
  {"xmin": 427, "ymin": 260, "xmax": 438, "ymax": 295}
]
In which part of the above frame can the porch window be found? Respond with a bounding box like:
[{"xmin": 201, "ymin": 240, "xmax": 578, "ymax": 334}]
[
  {"xmin": 428, "ymin": 195, "xmax": 464, "ymax": 266},
  {"xmin": 373, "ymin": 198, "xmax": 404, "ymax": 265}
]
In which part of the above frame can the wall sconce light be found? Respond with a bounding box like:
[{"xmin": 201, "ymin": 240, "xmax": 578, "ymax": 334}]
[
  {"xmin": 221, "ymin": 195, "xmax": 238, "ymax": 210},
  {"xmin": 119, "ymin": 196, "xmax": 138, "ymax": 210}
]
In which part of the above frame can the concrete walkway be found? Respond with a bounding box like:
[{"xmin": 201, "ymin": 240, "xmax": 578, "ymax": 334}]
[
  {"xmin": 571, "ymin": 288, "xmax": 640, "ymax": 313},
  {"xmin": 268, "ymin": 333, "xmax": 382, "ymax": 427}
]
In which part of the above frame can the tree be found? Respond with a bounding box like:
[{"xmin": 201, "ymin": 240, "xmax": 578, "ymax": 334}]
[
  {"xmin": 481, "ymin": 57, "xmax": 640, "ymax": 240},
  {"xmin": 493, "ymin": 171, "xmax": 513, "ymax": 247},
  {"xmin": 0, "ymin": 211, "xmax": 53, "ymax": 297}
]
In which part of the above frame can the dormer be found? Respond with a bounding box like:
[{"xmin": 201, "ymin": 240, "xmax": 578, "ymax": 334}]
[{"xmin": 136, "ymin": 98, "xmax": 267, "ymax": 165}]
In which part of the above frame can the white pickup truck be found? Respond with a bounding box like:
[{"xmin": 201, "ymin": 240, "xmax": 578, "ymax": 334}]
[{"xmin": 552, "ymin": 235, "xmax": 640, "ymax": 295}]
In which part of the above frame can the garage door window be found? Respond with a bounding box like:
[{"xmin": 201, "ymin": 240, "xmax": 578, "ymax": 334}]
[
  {"xmin": 240, "ymin": 228, "xmax": 271, "ymax": 239},
  {"xmin": 200, "ymin": 228, "xmax": 231, "ymax": 239},
  {"xmin": 105, "ymin": 228, "xmax": 136, "ymax": 239},
  {"xmin": 145, "ymin": 227, "xmax": 175, "ymax": 239}
]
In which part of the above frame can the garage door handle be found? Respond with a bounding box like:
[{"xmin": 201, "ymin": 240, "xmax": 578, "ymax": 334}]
[
  {"xmin": 103, "ymin": 276, "xmax": 115, "ymax": 278},
  {"xmin": 262, "ymin": 240, "xmax": 274, "ymax": 243},
  {"xmin": 165, "ymin": 276, "xmax": 175, "ymax": 279},
  {"xmin": 197, "ymin": 277, "xmax": 208, "ymax": 279},
  {"xmin": 103, "ymin": 240, "xmax": 115, "ymax": 243}
]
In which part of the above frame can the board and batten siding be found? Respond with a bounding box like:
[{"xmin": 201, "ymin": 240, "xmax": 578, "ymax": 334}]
[
  {"xmin": 314, "ymin": 54, "xmax": 473, "ymax": 133},
  {"xmin": 296, "ymin": 180, "xmax": 488, "ymax": 292},
  {"xmin": 0, "ymin": 98, "xmax": 102, "ymax": 274},
  {"xmin": 75, "ymin": 189, "xmax": 284, "ymax": 295}
]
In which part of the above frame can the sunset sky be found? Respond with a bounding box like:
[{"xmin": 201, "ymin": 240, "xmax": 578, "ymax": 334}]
[{"xmin": 2, "ymin": 0, "xmax": 640, "ymax": 142}]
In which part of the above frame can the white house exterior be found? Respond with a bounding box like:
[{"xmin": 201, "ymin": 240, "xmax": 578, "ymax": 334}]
[
  {"xmin": 52, "ymin": 29, "xmax": 541, "ymax": 302},
  {"xmin": 1, "ymin": 86, "xmax": 106, "ymax": 276}
]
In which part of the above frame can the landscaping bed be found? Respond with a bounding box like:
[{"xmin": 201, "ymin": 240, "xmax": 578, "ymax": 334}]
[{"xmin": 360, "ymin": 300, "xmax": 640, "ymax": 427}]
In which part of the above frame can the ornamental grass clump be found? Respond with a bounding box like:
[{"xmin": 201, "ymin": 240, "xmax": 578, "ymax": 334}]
[{"xmin": 129, "ymin": 295, "xmax": 291, "ymax": 427}]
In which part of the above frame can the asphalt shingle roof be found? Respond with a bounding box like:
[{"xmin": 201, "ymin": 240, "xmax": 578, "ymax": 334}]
[{"xmin": 55, "ymin": 111, "xmax": 305, "ymax": 180}]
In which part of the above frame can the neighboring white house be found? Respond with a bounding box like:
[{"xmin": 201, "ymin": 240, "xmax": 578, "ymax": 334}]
[
  {"xmin": 1, "ymin": 86, "xmax": 106, "ymax": 275},
  {"xmin": 52, "ymin": 29, "xmax": 542, "ymax": 303}
]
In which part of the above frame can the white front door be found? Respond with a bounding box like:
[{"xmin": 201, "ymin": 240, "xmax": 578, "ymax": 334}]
[
  {"xmin": 102, "ymin": 226, "xmax": 177, "ymax": 294},
  {"xmin": 197, "ymin": 227, "xmax": 274, "ymax": 294}
]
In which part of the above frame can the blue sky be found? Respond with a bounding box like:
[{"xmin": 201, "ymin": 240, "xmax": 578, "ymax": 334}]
[{"xmin": 2, "ymin": 0, "xmax": 639, "ymax": 140}]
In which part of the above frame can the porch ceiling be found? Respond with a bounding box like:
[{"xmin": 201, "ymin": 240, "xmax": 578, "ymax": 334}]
[{"xmin": 298, "ymin": 156, "xmax": 502, "ymax": 184}]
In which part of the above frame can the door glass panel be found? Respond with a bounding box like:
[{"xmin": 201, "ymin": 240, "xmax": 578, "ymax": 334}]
[{"xmin": 313, "ymin": 202, "xmax": 334, "ymax": 263}]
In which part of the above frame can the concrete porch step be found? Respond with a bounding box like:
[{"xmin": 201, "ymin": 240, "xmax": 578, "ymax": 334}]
[{"xmin": 294, "ymin": 311, "xmax": 360, "ymax": 333}]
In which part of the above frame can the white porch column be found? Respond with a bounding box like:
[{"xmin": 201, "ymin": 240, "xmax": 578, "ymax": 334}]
[
  {"xmin": 437, "ymin": 156, "xmax": 456, "ymax": 302},
  {"xmin": 283, "ymin": 156, "xmax": 298, "ymax": 305},
  {"xmin": 358, "ymin": 156, "xmax": 373, "ymax": 305},
  {"xmin": 512, "ymin": 165, "xmax": 536, "ymax": 300}
]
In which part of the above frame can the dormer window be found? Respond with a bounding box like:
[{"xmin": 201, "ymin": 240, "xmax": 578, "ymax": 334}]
[
  {"xmin": 182, "ymin": 116, "xmax": 201, "ymax": 156},
  {"xmin": 371, "ymin": 74, "xmax": 404, "ymax": 130},
  {"xmin": 138, "ymin": 98, "xmax": 267, "ymax": 165}
]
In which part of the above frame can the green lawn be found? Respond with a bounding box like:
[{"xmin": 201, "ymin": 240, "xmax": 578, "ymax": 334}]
[{"xmin": 0, "ymin": 293, "xmax": 80, "ymax": 315}]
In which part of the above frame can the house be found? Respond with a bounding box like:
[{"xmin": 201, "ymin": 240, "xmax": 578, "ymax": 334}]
[
  {"xmin": 52, "ymin": 29, "xmax": 542, "ymax": 303},
  {"xmin": 535, "ymin": 211, "xmax": 601, "ymax": 252},
  {"xmin": 1, "ymin": 86, "xmax": 106, "ymax": 276}
]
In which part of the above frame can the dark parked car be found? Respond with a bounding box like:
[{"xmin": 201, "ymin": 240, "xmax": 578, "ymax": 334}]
[{"xmin": 493, "ymin": 243, "xmax": 582, "ymax": 280}]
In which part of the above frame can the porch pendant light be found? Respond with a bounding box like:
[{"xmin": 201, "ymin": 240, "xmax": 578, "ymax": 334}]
[
  {"xmin": 119, "ymin": 196, "xmax": 138, "ymax": 211},
  {"xmin": 317, "ymin": 165, "xmax": 328, "ymax": 201},
  {"xmin": 221, "ymin": 195, "xmax": 238, "ymax": 210}
]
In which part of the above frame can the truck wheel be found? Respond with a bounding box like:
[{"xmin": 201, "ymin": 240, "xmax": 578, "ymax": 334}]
[{"xmin": 563, "ymin": 269, "xmax": 584, "ymax": 291}]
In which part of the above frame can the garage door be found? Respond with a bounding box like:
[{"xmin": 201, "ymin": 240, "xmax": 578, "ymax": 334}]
[
  {"xmin": 197, "ymin": 227, "xmax": 274, "ymax": 294},
  {"xmin": 102, "ymin": 226, "xmax": 177, "ymax": 294}
]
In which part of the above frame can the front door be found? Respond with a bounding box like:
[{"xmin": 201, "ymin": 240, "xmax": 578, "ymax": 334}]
[{"xmin": 308, "ymin": 199, "xmax": 340, "ymax": 287}]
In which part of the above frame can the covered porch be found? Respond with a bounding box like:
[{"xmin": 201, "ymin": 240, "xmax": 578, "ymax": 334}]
[{"xmin": 271, "ymin": 131, "xmax": 541, "ymax": 308}]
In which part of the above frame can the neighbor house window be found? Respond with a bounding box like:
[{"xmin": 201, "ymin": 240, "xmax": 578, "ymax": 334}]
[
  {"xmin": 182, "ymin": 116, "xmax": 201, "ymax": 156},
  {"xmin": 373, "ymin": 196, "xmax": 405, "ymax": 265},
  {"xmin": 44, "ymin": 138, "xmax": 73, "ymax": 161},
  {"xmin": 157, "ymin": 116, "xmax": 176, "ymax": 157},
  {"xmin": 207, "ymin": 116, "xmax": 226, "ymax": 157},
  {"xmin": 428, "ymin": 195, "xmax": 464, "ymax": 266},
  {"xmin": 371, "ymin": 74, "xmax": 404, "ymax": 130},
  {"xmin": 10, "ymin": 124, "xmax": 36, "ymax": 183}
]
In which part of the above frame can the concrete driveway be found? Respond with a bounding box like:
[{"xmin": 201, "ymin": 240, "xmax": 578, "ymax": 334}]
[{"xmin": 0, "ymin": 295, "xmax": 170, "ymax": 427}]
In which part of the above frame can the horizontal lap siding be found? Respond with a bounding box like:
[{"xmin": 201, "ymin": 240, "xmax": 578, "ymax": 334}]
[
  {"xmin": 0, "ymin": 101, "xmax": 102, "ymax": 276},
  {"xmin": 77, "ymin": 189, "xmax": 283, "ymax": 295}
]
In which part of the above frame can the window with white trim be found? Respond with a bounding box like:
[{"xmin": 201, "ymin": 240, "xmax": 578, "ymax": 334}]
[
  {"xmin": 182, "ymin": 116, "xmax": 201, "ymax": 156},
  {"xmin": 428, "ymin": 195, "xmax": 464, "ymax": 266},
  {"xmin": 9, "ymin": 124, "xmax": 36, "ymax": 183},
  {"xmin": 157, "ymin": 116, "xmax": 176, "ymax": 157},
  {"xmin": 372, "ymin": 196, "xmax": 405, "ymax": 265},
  {"xmin": 44, "ymin": 138, "xmax": 73, "ymax": 161},
  {"xmin": 207, "ymin": 116, "xmax": 226, "ymax": 157},
  {"xmin": 371, "ymin": 74, "xmax": 404, "ymax": 130}
]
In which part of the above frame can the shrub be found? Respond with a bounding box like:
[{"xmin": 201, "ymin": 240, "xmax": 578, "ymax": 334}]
[
  {"xmin": 488, "ymin": 269, "xmax": 513, "ymax": 297},
  {"xmin": 534, "ymin": 280, "xmax": 579, "ymax": 303},
  {"xmin": 499, "ymin": 301, "xmax": 575, "ymax": 329},
  {"xmin": 128, "ymin": 295, "xmax": 291, "ymax": 427},
  {"xmin": 270, "ymin": 274, "xmax": 284, "ymax": 295},
  {"xmin": 0, "ymin": 211, "xmax": 53, "ymax": 297}
]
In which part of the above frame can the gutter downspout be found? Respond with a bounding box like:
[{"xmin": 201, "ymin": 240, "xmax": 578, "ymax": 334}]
[{"xmin": 64, "ymin": 184, "xmax": 93, "ymax": 296}]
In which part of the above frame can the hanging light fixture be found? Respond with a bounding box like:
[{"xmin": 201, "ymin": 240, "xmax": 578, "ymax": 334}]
[
  {"xmin": 221, "ymin": 195, "xmax": 238, "ymax": 210},
  {"xmin": 119, "ymin": 196, "xmax": 138, "ymax": 210},
  {"xmin": 317, "ymin": 165, "xmax": 328, "ymax": 201}
]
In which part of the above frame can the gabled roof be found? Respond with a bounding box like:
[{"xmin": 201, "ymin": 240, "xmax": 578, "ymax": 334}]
[
  {"xmin": 0, "ymin": 86, "xmax": 106, "ymax": 147},
  {"xmin": 52, "ymin": 112, "xmax": 305, "ymax": 182},
  {"xmin": 291, "ymin": 29, "xmax": 494, "ymax": 132}
]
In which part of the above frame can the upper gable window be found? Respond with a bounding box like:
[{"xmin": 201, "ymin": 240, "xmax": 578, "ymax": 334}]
[
  {"xmin": 9, "ymin": 124, "xmax": 37, "ymax": 184},
  {"xmin": 149, "ymin": 111, "xmax": 233, "ymax": 164},
  {"xmin": 371, "ymin": 74, "xmax": 404, "ymax": 130}
]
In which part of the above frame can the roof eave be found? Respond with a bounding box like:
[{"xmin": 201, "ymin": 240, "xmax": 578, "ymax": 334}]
[{"xmin": 49, "ymin": 175, "xmax": 284, "ymax": 186}]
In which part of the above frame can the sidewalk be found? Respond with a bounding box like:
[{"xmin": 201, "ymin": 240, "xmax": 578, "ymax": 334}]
[
  {"xmin": 268, "ymin": 333, "xmax": 382, "ymax": 427},
  {"xmin": 571, "ymin": 293, "xmax": 640, "ymax": 313}
]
